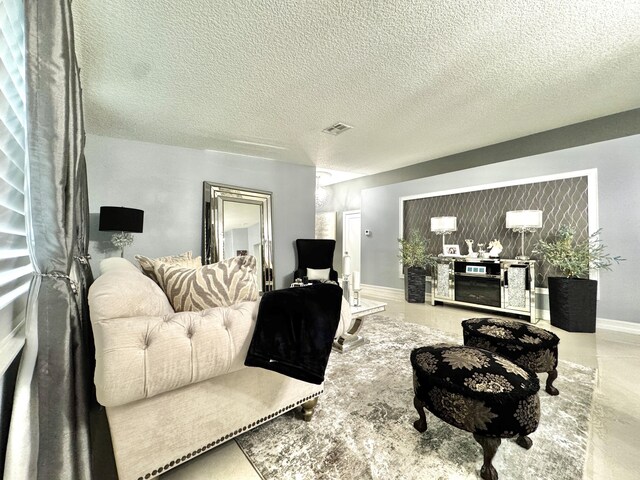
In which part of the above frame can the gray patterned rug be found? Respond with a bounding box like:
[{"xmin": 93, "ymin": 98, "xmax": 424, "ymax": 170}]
[{"xmin": 237, "ymin": 315, "xmax": 595, "ymax": 480}]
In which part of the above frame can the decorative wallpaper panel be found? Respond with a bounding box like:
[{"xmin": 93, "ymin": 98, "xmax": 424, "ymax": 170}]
[{"xmin": 403, "ymin": 176, "xmax": 589, "ymax": 287}]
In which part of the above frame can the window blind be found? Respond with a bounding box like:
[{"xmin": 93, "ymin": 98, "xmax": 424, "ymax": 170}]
[{"xmin": 0, "ymin": 0, "xmax": 29, "ymax": 375}]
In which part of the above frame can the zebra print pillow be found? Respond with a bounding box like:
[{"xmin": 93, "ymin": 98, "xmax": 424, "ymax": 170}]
[
  {"xmin": 135, "ymin": 251, "xmax": 198, "ymax": 283},
  {"xmin": 154, "ymin": 255, "xmax": 259, "ymax": 312}
]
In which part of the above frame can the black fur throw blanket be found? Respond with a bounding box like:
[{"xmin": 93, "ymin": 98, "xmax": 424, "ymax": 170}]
[{"xmin": 244, "ymin": 283, "xmax": 343, "ymax": 384}]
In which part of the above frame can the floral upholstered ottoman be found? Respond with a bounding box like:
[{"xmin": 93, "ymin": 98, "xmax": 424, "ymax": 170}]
[
  {"xmin": 411, "ymin": 344, "xmax": 540, "ymax": 480},
  {"xmin": 461, "ymin": 317, "xmax": 561, "ymax": 395}
]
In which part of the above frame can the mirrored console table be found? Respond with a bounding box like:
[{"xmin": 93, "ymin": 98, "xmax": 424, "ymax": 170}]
[{"xmin": 432, "ymin": 258, "xmax": 535, "ymax": 320}]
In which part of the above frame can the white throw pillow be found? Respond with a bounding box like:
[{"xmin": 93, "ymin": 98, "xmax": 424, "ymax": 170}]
[{"xmin": 307, "ymin": 267, "xmax": 331, "ymax": 281}]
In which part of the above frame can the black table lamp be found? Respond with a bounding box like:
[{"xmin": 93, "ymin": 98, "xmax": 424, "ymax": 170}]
[{"xmin": 99, "ymin": 206, "xmax": 144, "ymax": 257}]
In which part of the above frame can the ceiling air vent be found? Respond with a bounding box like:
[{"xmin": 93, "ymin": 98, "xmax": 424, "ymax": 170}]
[{"xmin": 322, "ymin": 122, "xmax": 353, "ymax": 136}]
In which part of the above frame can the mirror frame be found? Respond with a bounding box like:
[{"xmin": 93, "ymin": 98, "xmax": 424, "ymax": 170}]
[{"xmin": 202, "ymin": 182, "xmax": 274, "ymax": 291}]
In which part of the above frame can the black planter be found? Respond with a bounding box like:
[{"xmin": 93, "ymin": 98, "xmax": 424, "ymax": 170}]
[
  {"xmin": 404, "ymin": 267, "xmax": 427, "ymax": 303},
  {"xmin": 548, "ymin": 277, "xmax": 597, "ymax": 333}
]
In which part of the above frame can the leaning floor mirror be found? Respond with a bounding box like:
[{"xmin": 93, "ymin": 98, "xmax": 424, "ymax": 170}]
[{"xmin": 203, "ymin": 182, "xmax": 274, "ymax": 292}]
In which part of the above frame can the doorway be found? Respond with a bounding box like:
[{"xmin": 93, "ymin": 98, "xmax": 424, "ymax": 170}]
[{"xmin": 343, "ymin": 210, "xmax": 361, "ymax": 274}]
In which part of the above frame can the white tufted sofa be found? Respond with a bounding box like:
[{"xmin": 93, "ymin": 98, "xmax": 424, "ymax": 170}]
[{"xmin": 89, "ymin": 258, "xmax": 349, "ymax": 479}]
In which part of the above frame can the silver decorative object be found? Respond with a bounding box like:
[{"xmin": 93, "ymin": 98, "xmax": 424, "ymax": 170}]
[
  {"xmin": 342, "ymin": 274, "xmax": 351, "ymax": 304},
  {"xmin": 436, "ymin": 263, "xmax": 451, "ymax": 298},
  {"xmin": 505, "ymin": 266, "xmax": 527, "ymax": 309},
  {"xmin": 352, "ymin": 290, "xmax": 361, "ymax": 307}
]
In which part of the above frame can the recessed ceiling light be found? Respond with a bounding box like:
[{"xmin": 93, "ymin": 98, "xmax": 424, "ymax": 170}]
[
  {"xmin": 232, "ymin": 139, "xmax": 288, "ymax": 150},
  {"xmin": 322, "ymin": 122, "xmax": 353, "ymax": 136}
]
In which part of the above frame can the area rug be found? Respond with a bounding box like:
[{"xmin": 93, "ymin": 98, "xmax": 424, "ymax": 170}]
[{"xmin": 237, "ymin": 315, "xmax": 595, "ymax": 480}]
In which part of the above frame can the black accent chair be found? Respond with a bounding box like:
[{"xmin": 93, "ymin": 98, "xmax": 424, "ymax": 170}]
[{"xmin": 294, "ymin": 239, "xmax": 339, "ymax": 283}]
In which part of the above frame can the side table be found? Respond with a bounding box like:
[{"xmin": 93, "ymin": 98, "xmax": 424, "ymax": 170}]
[{"xmin": 333, "ymin": 299, "xmax": 387, "ymax": 353}]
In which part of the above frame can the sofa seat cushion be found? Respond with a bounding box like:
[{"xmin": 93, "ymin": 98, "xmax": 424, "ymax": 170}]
[{"xmin": 93, "ymin": 301, "xmax": 259, "ymax": 407}]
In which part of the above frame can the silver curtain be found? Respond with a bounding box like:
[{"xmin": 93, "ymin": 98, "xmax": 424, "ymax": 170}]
[{"xmin": 4, "ymin": 0, "xmax": 97, "ymax": 478}]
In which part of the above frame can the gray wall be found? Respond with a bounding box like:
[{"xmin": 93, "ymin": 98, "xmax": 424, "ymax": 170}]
[
  {"xmin": 85, "ymin": 135, "xmax": 316, "ymax": 288},
  {"xmin": 321, "ymin": 109, "xmax": 640, "ymax": 324},
  {"xmin": 324, "ymin": 109, "xmax": 640, "ymax": 266},
  {"xmin": 327, "ymin": 108, "xmax": 640, "ymax": 208},
  {"xmin": 359, "ymin": 134, "xmax": 639, "ymax": 323}
]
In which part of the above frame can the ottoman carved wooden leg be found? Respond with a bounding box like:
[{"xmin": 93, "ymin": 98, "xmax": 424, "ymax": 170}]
[
  {"xmin": 413, "ymin": 395, "xmax": 428, "ymax": 433},
  {"xmin": 546, "ymin": 368, "xmax": 559, "ymax": 396},
  {"xmin": 301, "ymin": 397, "xmax": 318, "ymax": 422},
  {"xmin": 473, "ymin": 434, "xmax": 501, "ymax": 480},
  {"xmin": 411, "ymin": 345, "xmax": 541, "ymax": 480},
  {"xmin": 515, "ymin": 435, "xmax": 533, "ymax": 449}
]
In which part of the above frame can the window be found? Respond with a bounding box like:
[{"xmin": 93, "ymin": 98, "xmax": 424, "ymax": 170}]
[{"xmin": 0, "ymin": 0, "xmax": 29, "ymax": 375}]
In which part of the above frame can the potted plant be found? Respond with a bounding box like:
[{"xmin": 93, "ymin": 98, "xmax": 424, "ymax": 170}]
[
  {"xmin": 398, "ymin": 230, "xmax": 436, "ymax": 303},
  {"xmin": 533, "ymin": 225, "xmax": 624, "ymax": 332}
]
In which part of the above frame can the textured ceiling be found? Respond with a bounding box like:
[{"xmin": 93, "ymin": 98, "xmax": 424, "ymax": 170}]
[{"xmin": 72, "ymin": 0, "xmax": 640, "ymax": 175}]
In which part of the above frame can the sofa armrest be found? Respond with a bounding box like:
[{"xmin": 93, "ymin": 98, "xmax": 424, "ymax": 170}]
[{"xmin": 93, "ymin": 301, "xmax": 259, "ymax": 407}]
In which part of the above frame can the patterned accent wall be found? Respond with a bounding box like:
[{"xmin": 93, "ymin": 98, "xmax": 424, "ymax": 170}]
[{"xmin": 403, "ymin": 176, "xmax": 589, "ymax": 287}]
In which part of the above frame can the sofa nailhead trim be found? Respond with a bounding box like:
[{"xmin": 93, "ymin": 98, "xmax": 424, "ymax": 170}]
[{"xmin": 140, "ymin": 391, "xmax": 323, "ymax": 479}]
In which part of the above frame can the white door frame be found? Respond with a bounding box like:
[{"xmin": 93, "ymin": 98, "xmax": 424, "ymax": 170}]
[{"xmin": 343, "ymin": 210, "xmax": 361, "ymax": 274}]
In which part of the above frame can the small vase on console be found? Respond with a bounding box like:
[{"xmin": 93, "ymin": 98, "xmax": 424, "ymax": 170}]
[
  {"xmin": 465, "ymin": 239, "xmax": 478, "ymax": 258},
  {"xmin": 489, "ymin": 239, "xmax": 503, "ymax": 258}
]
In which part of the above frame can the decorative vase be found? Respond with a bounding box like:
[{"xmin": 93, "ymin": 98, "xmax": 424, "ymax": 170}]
[
  {"xmin": 404, "ymin": 267, "xmax": 427, "ymax": 303},
  {"xmin": 548, "ymin": 277, "xmax": 597, "ymax": 333}
]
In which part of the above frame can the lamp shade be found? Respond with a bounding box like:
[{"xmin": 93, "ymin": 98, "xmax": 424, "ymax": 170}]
[
  {"xmin": 99, "ymin": 206, "xmax": 144, "ymax": 233},
  {"xmin": 506, "ymin": 210, "xmax": 542, "ymax": 229},
  {"xmin": 430, "ymin": 216, "xmax": 457, "ymax": 233}
]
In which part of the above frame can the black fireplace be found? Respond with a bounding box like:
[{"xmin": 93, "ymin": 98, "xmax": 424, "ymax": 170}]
[
  {"xmin": 453, "ymin": 261, "xmax": 501, "ymax": 307},
  {"xmin": 454, "ymin": 275, "xmax": 501, "ymax": 307}
]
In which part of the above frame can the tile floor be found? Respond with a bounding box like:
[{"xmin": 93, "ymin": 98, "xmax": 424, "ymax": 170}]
[{"xmin": 163, "ymin": 291, "xmax": 640, "ymax": 480}]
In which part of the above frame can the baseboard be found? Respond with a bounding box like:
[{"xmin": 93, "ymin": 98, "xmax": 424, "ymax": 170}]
[
  {"xmin": 361, "ymin": 284, "xmax": 404, "ymax": 301},
  {"xmin": 361, "ymin": 284, "xmax": 640, "ymax": 335},
  {"xmin": 596, "ymin": 318, "xmax": 640, "ymax": 335},
  {"xmin": 537, "ymin": 310, "xmax": 640, "ymax": 335}
]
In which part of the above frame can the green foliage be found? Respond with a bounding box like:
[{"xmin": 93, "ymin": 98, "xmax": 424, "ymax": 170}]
[
  {"xmin": 533, "ymin": 225, "xmax": 624, "ymax": 278},
  {"xmin": 398, "ymin": 230, "xmax": 436, "ymax": 269}
]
